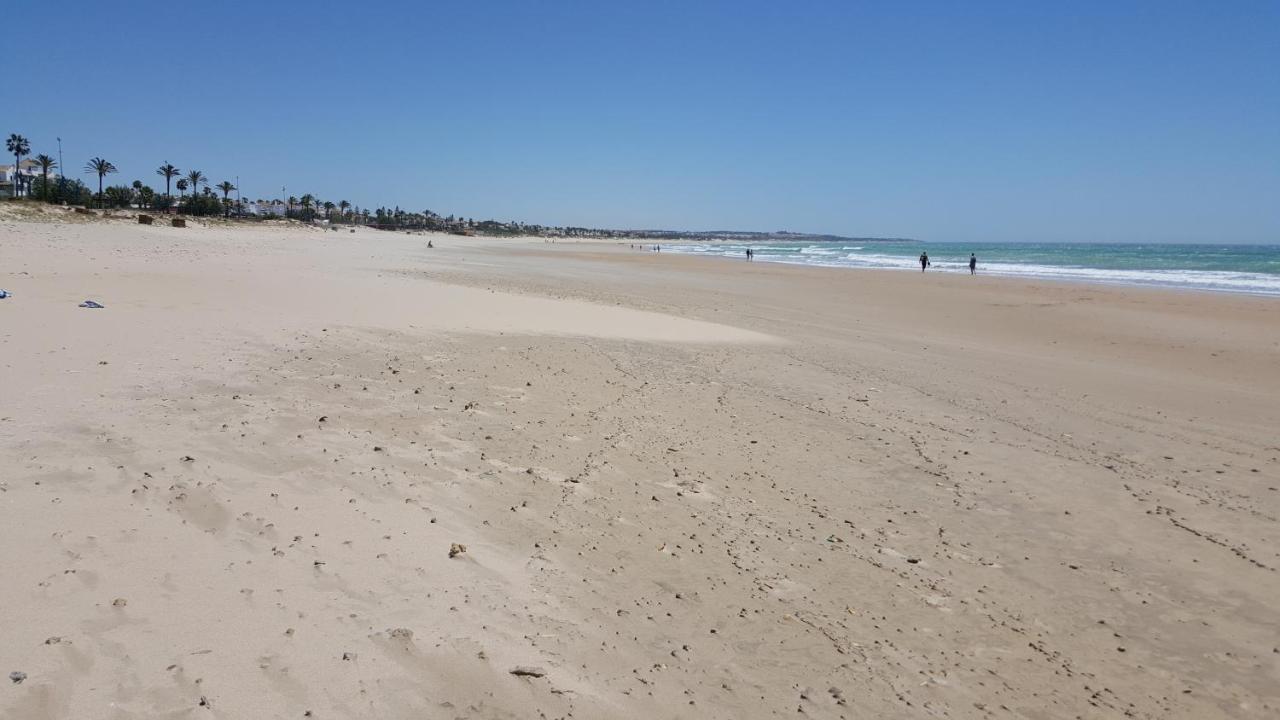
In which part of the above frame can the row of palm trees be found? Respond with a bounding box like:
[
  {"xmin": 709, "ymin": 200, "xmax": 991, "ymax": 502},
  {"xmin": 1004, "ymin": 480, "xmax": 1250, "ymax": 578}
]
[
  {"xmin": 10, "ymin": 135, "xmax": 529, "ymax": 232},
  {"xmin": 152, "ymin": 163, "xmax": 235, "ymax": 202},
  {"xmin": 11, "ymin": 132, "xmax": 400, "ymax": 227},
  {"xmin": 10, "ymin": 132, "xmax": 364, "ymax": 221},
  {"xmin": 10, "ymin": 130, "xmax": 571, "ymax": 234},
  {"xmin": 10, "ymin": 132, "xmax": 534, "ymax": 232},
  {"xmin": 7, "ymin": 132, "xmax": 60, "ymax": 199}
]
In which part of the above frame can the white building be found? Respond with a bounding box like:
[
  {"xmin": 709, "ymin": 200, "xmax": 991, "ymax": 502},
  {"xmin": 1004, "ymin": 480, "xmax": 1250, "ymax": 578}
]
[
  {"xmin": 0, "ymin": 160, "xmax": 60, "ymax": 196},
  {"xmin": 241, "ymin": 200, "xmax": 289, "ymax": 216}
]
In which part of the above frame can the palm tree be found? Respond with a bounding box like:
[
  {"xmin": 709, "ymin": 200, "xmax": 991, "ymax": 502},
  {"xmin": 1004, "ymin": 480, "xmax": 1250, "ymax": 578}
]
[
  {"xmin": 323, "ymin": 200, "xmax": 336, "ymax": 221},
  {"xmin": 83, "ymin": 157, "xmax": 118, "ymax": 207},
  {"xmin": 156, "ymin": 162, "xmax": 180, "ymax": 199},
  {"xmin": 339, "ymin": 199, "xmax": 350, "ymax": 221},
  {"xmin": 6, "ymin": 134, "xmax": 30, "ymax": 198},
  {"xmin": 287, "ymin": 195, "xmax": 297, "ymax": 217},
  {"xmin": 215, "ymin": 181, "xmax": 236, "ymax": 217},
  {"xmin": 33, "ymin": 154, "xmax": 57, "ymax": 201},
  {"xmin": 176, "ymin": 178, "xmax": 188, "ymax": 198},
  {"xmin": 300, "ymin": 193, "xmax": 314, "ymax": 221},
  {"xmin": 184, "ymin": 170, "xmax": 206, "ymax": 197},
  {"xmin": 132, "ymin": 180, "xmax": 144, "ymax": 209}
]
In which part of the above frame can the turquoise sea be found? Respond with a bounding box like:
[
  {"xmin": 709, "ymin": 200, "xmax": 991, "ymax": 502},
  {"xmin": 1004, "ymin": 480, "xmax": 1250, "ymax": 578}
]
[{"xmin": 664, "ymin": 241, "xmax": 1280, "ymax": 296}]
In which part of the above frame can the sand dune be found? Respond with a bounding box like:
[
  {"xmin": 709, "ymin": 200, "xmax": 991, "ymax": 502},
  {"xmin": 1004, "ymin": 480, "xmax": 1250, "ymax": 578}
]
[{"xmin": 2, "ymin": 209, "xmax": 1277, "ymax": 718}]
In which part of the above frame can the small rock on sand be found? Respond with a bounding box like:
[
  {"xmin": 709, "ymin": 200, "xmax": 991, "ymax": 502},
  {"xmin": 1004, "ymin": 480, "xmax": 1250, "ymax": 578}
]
[
  {"xmin": 449, "ymin": 543, "xmax": 467, "ymax": 558},
  {"xmin": 112, "ymin": 598, "xmax": 128, "ymax": 607},
  {"xmin": 9, "ymin": 671, "xmax": 27, "ymax": 684}
]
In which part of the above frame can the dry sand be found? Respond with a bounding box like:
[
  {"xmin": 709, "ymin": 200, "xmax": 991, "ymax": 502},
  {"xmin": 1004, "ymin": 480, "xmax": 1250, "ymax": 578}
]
[{"xmin": 1, "ymin": 206, "xmax": 1277, "ymax": 719}]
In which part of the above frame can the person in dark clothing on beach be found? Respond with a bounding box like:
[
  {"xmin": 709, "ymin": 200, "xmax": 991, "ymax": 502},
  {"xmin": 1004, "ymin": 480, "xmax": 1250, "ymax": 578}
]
[
  {"xmin": 920, "ymin": 252, "xmax": 929, "ymax": 272},
  {"xmin": 969, "ymin": 253, "xmax": 977, "ymax": 274}
]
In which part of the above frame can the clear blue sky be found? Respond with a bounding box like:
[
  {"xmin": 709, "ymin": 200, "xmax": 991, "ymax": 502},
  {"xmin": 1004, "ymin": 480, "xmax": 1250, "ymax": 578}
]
[{"xmin": 11, "ymin": 0, "xmax": 1279, "ymax": 243}]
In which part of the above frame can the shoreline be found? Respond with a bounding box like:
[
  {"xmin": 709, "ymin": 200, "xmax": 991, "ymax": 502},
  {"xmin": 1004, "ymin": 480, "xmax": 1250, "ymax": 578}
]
[
  {"xmin": 654, "ymin": 240, "xmax": 1280, "ymax": 298},
  {"xmin": 504, "ymin": 237, "xmax": 1280, "ymax": 307}
]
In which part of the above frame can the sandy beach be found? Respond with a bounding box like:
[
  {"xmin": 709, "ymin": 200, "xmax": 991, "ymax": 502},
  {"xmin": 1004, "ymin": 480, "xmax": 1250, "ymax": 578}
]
[{"xmin": 2, "ymin": 208, "xmax": 1277, "ymax": 719}]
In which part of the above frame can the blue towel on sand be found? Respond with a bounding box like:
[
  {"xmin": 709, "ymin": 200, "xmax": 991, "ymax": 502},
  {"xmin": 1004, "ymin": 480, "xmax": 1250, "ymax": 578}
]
[
  {"xmin": 0, "ymin": 290, "xmax": 9, "ymax": 299},
  {"xmin": 79, "ymin": 300, "xmax": 104, "ymax": 309}
]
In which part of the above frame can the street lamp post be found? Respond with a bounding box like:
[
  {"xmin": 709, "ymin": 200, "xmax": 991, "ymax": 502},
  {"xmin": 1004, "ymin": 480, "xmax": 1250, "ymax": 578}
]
[{"xmin": 57, "ymin": 137, "xmax": 65, "ymax": 202}]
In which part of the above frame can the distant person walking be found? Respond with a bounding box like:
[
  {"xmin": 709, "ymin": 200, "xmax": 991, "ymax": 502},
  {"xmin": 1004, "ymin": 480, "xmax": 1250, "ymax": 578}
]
[
  {"xmin": 969, "ymin": 253, "xmax": 977, "ymax": 275},
  {"xmin": 919, "ymin": 251, "xmax": 929, "ymax": 272}
]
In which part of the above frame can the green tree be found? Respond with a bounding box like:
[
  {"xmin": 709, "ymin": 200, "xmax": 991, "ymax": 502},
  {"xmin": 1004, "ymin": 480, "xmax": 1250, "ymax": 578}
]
[
  {"xmin": 6, "ymin": 133, "xmax": 31, "ymax": 198},
  {"xmin": 33, "ymin": 154, "xmax": 57, "ymax": 201},
  {"xmin": 176, "ymin": 178, "xmax": 188, "ymax": 198},
  {"xmin": 103, "ymin": 184, "xmax": 135, "ymax": 209},
  {"xmin": 84, "ymin": 157, "xmax": 118, "ymax": 207},
  {"xmin": 323, "ymin": 200, "xmax": 335, "ymax": 221},
  {"xmin": 339, "ymin": 199, "xmax": 350, "ymax": 222},
  {"xmin": 216, "ymin": 181, "xmax": 236, "ymax": 217},
  {"xmin": 156, "ymin": 162, "xmax": 180, "ymax": 199},
  {"xmin": 184, "ymin": 169, "xmax": 206, "ymax": 197},
  {"xmin": 300, "ymin": 193, "xmax": 314, "ymax": 221}
]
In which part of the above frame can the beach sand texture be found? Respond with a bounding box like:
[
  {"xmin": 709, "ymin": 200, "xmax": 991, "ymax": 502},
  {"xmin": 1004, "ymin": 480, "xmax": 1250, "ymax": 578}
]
[{"xmin": 2, "ymin": 208, "xmax": 1277, "ymax": 719}]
